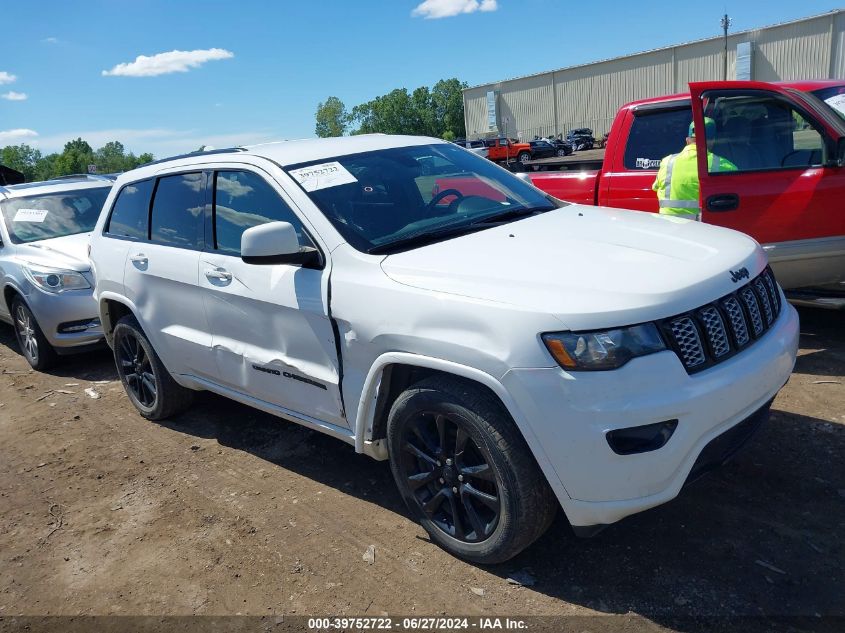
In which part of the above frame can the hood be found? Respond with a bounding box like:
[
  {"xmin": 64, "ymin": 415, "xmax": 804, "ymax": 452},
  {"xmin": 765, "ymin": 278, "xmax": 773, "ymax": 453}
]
[
  {"xmin": 380, "ymin": 205, "xmax": 768, "ymax": 331},
  {"xmin": 14, "ymin": 232, "xmax": 92, "ymax": 272}
]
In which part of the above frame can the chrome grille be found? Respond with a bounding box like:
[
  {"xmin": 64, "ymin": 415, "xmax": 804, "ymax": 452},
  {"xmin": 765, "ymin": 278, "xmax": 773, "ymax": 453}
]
[
  {"xmin": 699, "ymin": 306, "xmax": 730, "ymax": 357},
  {"xmin": 762, "ymin": 269, "xmax": 780, "ymax": 312},
  {"xmin": 740, "ymin": 287, "xmax": 764, "ymax": 336},
  {"xmin": 661, "ymin": 267, "xmax": 781, "ymax": 374},
  {"xmin": 754, "ymin": 278, "xmax": 773, "ymax": 325},
  {"xmin": 669, "ymin": 317, "xmax": 706, "ymax": 368},
  {"xmin": 722, "ymin": 297, "xmax": 749, "ymax": 346}
]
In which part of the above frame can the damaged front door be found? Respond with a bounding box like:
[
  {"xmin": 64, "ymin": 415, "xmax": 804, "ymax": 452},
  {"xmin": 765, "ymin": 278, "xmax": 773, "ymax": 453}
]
[{"xmin": 199, "ymin": 169, "xmax": 346, "ymax": 428}]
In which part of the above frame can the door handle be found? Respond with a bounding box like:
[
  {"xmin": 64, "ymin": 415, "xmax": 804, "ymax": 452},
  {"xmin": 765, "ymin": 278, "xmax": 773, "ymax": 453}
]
[
  {"xmin": 706, "ymin": 194, "xmax": 739, "ymax": 212},
  {"xmin": 129, "ymin": 253, "xmax": 148, "ymax": 269},
  {"xmin": 204, "ymin": 268, "xmax": 233, "ymax": 284}
]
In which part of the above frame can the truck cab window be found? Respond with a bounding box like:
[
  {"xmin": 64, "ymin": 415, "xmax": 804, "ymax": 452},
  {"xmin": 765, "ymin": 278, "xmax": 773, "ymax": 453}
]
[{"xmin": 623, "ymin": 108, "xmax": 692, "ymax": 170}]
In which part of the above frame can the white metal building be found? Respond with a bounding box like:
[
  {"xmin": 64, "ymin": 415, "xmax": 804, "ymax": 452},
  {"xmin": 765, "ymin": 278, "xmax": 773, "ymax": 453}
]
[{"xmin": 463, "ymin": 10, "xmax": 845, "ymax": 140}]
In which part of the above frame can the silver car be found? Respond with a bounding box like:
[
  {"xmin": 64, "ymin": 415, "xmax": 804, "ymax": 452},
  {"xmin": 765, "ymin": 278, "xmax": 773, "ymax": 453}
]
[{"xmin": 0, "ymin": 175, "xmax": 113, "ymax": 369}]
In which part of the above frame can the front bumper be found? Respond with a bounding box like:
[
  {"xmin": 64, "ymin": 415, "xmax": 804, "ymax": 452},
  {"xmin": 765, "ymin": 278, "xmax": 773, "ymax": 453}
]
[
  {"xmin": 23, "ymin": 286, "xmax": 104, "ymax": 349},
  {"xmin": 501, "ymin": 301, "xmax": 799, "ymax": 529}
]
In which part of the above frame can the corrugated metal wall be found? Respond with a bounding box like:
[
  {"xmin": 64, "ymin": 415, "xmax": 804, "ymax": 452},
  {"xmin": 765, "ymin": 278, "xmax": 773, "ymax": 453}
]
[{"xmin": 465, "ymin": 10, "xmax": 845, "ymax": 140}]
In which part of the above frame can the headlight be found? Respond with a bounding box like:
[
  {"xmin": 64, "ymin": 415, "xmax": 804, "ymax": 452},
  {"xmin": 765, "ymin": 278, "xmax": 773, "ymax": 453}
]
[
  {"xmin": 22, "ymin": 264, "xmax": 91, "ymax": 293},
  {"xmin": 542, "ymin": 323, "xmax": 666, "ymax": 371}
]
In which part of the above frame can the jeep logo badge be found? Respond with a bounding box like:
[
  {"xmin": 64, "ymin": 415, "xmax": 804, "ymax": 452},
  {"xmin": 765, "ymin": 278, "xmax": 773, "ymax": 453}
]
[{"xmin": 730, "ymin": 267, "xmax": 750, "ymax": 283}]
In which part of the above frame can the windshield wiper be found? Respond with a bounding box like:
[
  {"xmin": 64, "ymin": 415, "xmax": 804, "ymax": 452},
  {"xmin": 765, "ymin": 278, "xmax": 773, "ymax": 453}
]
[
  {"xmin": 469, "ymin": 205, "xmax": 557, "ymax": 226},
  {"xmin": 367, "ymin": 223, "xmax": 489, "ymax": 255}
]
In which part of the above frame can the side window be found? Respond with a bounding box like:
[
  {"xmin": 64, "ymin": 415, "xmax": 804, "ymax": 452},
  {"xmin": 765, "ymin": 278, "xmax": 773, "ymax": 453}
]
[
  {"xmin": 150, "ymin": 173, "xmax": 205, "ymax": 249},
  {"xmin": 623, "ymin": 108, "xmax": 692, "ymax": 170},
  {"xmin": 106, "ymin": 179, "xmax": 153, "ymax": 239},
  {"xmin": 213, "ymin": 170, "xmax": 313, "ymax": 256},
  {"xmin": 705, "ymin": 94, "xmax": 825, "ymax": 172}
]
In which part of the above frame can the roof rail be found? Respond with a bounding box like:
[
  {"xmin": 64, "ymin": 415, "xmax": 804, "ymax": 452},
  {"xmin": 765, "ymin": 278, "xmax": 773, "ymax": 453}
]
[
  {"xmin": 141, "ymin": 146, "xmax": 247, "ymax": 167},
  {"xmin": 50, "ymin": 173, "xmax": 115, "ymax": 182}
]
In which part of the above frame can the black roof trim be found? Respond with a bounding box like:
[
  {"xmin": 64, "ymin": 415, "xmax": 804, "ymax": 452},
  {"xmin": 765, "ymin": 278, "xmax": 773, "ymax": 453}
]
[{"xmin": 141, "ymin": 147, "xmax": 247, "ymax": 167}]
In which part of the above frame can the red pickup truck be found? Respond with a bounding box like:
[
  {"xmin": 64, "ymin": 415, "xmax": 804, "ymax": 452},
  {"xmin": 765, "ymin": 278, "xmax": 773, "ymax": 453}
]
[{"xmin": 523, "ymin": 80, "xmax": 845, "ymax": 294}]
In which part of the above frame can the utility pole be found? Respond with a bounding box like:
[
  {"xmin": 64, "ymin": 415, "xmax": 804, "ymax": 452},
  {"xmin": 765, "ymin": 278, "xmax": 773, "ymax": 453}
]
[{"xmin": 721, "ymin": 14, "xmax": 732, "ymax": 80}]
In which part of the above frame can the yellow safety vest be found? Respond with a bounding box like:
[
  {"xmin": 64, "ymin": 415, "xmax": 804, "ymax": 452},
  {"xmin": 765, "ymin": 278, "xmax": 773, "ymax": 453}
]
[{"xmin": 652, "ymin": 144, "xmax": 737, "ymax": 218}]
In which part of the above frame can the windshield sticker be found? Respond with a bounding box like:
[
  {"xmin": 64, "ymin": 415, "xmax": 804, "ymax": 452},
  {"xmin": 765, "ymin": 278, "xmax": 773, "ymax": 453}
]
[
  {"xmin": 636, "ymin": 158, "xmax": 662, "ymax": 169},
  {"xmin": 289, "ymin": 161, "xmax": 358, "ymax": 192},
  {"xmin": 13, "ymin": 208, "xmax": 49, "ymax": 223},
  {"xmin": 824, "ymin": 94, "xmax": 845, "ymax": 117}
]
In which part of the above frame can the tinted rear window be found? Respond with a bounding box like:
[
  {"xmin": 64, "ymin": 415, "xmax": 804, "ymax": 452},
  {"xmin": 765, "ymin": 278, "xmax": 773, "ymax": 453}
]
[
  {"xmin": 623, "ymin": 108, "xmax": 692, "ymax": 170},
  {"xmin": 106, "ymin": 179, "xmax": 153, "ymax": 239},
  {"xmin": 150, "ymin": 173, "xmax": 205, "ymax": 249}
]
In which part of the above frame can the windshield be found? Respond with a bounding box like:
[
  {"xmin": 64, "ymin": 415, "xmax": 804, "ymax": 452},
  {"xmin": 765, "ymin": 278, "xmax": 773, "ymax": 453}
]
[
  {"xmin": 812, "ymin": 85, "xmax": 845, "ymax": 122},
  {"xmin": 286, "ymin": 143, "xmax": 562, "ymax": 253},
  {"xmin": 1, "ymin": 187, "xmax": 110, "ymax": 244}
]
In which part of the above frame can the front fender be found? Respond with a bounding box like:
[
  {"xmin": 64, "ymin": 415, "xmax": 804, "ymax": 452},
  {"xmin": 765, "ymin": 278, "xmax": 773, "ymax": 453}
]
[{"xmin": 353, "ymin": 351, "xmax": 571, "ymax": 505}]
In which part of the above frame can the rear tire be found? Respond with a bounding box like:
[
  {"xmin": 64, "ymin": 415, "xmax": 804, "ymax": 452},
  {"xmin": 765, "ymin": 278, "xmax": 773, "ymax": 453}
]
[
  {"xmin": 12, "ymin": 298, "xmax": 58, "ymax": 371},
  {"xmin": 387, "ymin": 376, "xmax": 558, "ymax": 564},
  {"xmin": 112, "ymin": 315, "xmax": 194, "ymax": 420}
]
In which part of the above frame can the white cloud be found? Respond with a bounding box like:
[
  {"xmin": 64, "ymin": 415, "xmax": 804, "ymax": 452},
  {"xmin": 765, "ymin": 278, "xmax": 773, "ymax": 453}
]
[
  {"xmin": 0, "ymin": 128, "xmax": 38, "ymax": 144},
  {"xmin": 411, "ymin": 0, "xmax": 497, "ymax": 19},
  {"xmin": 42, "ymin": 37, "xmax": 59, "ymax": 44},
  {"xmin": 0, "ymin": 71, "xmax": 17, "ymax": 85},
  {"xmin": 2, "ymin": 91, "xmax": 28, "ymax": 101},
  {"xmin": 102, "ymin": 48, "xmax": 234, "ymax": 77}
]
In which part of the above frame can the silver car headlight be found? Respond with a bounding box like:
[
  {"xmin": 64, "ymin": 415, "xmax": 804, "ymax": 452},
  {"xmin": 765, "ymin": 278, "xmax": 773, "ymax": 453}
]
[
  {"xmin": 542, "ymin": 323, "xmax": 666, "ymax": 371},
  {"xmin": 21, "ymin": 263, "xmax": 91, "ymax": 293}
]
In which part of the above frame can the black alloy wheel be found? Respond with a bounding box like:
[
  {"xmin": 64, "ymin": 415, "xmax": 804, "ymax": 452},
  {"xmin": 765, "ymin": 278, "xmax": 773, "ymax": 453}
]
[
  {"xmin": 399, "ymin": 410, "xmax": 501, "ymax": 543},
  {"xmin": 117, "ymin": 329, "xmax": 157, "ymax": 409},
  {"xmin": 111, "ymin": 315, "xmax": 194, "ymax": 420}
]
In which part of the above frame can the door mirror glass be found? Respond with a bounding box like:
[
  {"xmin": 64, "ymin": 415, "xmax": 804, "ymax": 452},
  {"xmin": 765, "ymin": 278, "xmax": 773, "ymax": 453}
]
[{"xmin": 241, "ymin": 221, "xmax": 320, "ymax": 267}]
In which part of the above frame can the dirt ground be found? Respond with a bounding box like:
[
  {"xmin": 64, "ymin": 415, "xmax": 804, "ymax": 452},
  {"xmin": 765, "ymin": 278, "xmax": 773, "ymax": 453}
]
[{"xmin": 0, "ymin": 307, "xmax": 843, "ymax": 632}]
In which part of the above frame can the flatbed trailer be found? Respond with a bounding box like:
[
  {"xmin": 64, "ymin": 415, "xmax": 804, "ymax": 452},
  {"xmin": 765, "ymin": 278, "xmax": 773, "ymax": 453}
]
[{"xmin": 524, "ymin": 148, "xmax": 605, "ymax": 171}]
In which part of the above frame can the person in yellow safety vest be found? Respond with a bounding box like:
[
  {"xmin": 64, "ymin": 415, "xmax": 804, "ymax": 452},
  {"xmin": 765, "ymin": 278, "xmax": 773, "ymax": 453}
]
[{"xmin": 652, "ymin": 118, "xmax": 737, "ymax": 220}]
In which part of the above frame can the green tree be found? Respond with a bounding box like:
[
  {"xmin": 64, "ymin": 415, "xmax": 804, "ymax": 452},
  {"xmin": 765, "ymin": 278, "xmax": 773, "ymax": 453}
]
[
  {"xmin": 431, "ymin": 78, "xmax": 467, "ymax": 139},
  {"xmin": 0, "ymin": 144, "xmax": 42, "ymax": 181},
  {"xmin": 346, "ymin": 78, "xmax": 468, "ymax": 139},
  {"xmin": 315, "ymin": 96, "xmax": 349, "ymax": 137},
  {"xmin": 94, "ymin": 141, "xmax": 128, "ymax": 173},
  {"xmin": 54, "ymin": 138, "xmax": 94, "ymax": 176},
  {"xmin": 33, "ymin": 153, "xmax": 59, "ymax": 181}
]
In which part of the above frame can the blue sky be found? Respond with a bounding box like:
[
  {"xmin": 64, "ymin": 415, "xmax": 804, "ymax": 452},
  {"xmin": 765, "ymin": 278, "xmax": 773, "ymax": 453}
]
[{"xmin": 0, "ymin": 0, "xmax": 841, "ymax": 157}]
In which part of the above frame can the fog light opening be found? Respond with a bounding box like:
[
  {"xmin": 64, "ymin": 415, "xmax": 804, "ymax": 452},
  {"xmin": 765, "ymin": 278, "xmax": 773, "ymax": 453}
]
[{"xmin": 606, "ymin": 419, "xmax": 678, "ymax": 455}]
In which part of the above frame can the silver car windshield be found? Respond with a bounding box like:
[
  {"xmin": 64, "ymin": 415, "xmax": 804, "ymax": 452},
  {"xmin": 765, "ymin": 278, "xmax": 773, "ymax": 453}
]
[{"xmin": 1, "ymin": 188, "xmax": 110, "ymax": 244}]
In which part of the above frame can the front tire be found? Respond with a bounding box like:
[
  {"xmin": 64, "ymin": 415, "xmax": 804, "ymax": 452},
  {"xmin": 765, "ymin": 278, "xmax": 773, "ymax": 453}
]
[
  {"xmin": 387, "ymin": 376, "xmax": 557, "ymax": 564},
  {"xmin": 112, "ymin": 315, "xmax": 194, "ymax": 420},
  {"xmin": 517, "ymin": 151, "xmax": 531, "ymax": 164},
  {"xmin": 12, "ymin": 298, "xmax": 57, "ymax": 371}
]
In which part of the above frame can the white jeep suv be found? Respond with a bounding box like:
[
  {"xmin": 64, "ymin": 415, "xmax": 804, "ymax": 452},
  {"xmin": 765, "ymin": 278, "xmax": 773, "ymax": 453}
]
[{"xmin": 90, "ymin": 136, "xmax": 799, "ymax": 563}]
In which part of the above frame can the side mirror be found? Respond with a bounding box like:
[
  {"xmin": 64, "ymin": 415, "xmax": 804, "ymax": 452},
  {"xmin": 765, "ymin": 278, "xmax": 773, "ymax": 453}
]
[{"xmin": 241, "ymin": 221, "xmax": 321, "ymax": 268}]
